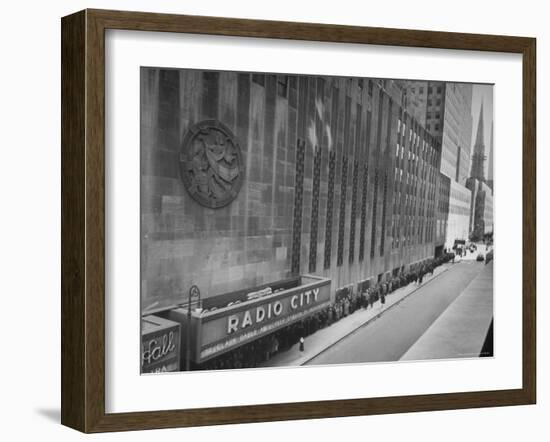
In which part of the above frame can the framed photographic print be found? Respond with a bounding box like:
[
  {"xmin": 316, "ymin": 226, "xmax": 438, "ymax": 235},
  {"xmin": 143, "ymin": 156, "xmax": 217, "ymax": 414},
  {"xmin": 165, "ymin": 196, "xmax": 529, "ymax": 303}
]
[{"xmin": 61, "ymin": 9, "xmax": 536, "ymax": 433}]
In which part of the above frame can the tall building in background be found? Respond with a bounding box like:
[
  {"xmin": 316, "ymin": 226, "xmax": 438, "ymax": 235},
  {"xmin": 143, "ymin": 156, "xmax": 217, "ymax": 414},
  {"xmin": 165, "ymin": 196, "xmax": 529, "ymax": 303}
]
[
  {"xmin": 400, "ymin": 81, "xmax": 473, "ymax": 250},
  {"xmin": 487, "ymin": 123, "xmax": 494, "ymax": 191},
  {"xmin": 398, "ymin": 80, "xmax": 428, "ymax": 126}
]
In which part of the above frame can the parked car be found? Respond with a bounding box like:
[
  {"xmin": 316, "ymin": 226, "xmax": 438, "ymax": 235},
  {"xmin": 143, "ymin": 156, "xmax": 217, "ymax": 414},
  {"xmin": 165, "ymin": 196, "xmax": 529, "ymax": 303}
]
[{"xmin": 476, "ymin": 253, "xmax": 485, "ymax": 262}]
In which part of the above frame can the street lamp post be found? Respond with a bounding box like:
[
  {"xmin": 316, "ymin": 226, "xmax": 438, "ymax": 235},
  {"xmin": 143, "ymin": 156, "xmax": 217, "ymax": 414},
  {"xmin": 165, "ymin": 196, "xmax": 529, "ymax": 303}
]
[{"xmin": 186, "ymin": 284, "xmax": 201, "ymax": 371}]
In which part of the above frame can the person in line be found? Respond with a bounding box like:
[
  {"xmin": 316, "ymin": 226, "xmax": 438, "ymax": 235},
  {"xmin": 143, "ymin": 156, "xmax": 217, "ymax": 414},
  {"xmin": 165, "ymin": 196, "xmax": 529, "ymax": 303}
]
[
  {"xmin": 369, "ymin": 287, "xmax": 376, "ymax": 310},
  {"xmin": 379, "ymin": 285, "xmax": 386, "ymax": 310}
]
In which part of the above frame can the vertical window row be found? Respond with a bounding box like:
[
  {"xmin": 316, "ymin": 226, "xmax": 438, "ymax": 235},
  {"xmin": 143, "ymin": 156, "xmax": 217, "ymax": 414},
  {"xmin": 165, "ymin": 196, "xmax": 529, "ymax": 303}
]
[
  {"xmin": 349, "ymin": 161, "xmax": 359, "ymax": 264},
  {"xmin": 369, "ymin": 87, "xmax": 384, "ymax": 258},
  {"xmin": 337, "ymin": 155, "xmax": 348, "ymax": 267},
  {"xmin": 291, "ymin": 139, "xmax": 306, "ymax": 275},
  {"xmin": 309, "ymin": 146, "xmax": 322, "ymax": 273},
  {"xmin": 324, "ymin": 150, "xmax": 336, "ymax": 269},
  {"xmin": 359, "ymin": 164, "xmax": 368, "ymax": 261},
  {"xmin": 370, "ymin": 169, "xmax": 379, "ymax": 259},
  {"xmin": 380, "ymin": 172, "xmax": 388, "ymax": 256},
  {"xmin": 355, "ymin": 104, "xmax": 363, "ymax": 153}
]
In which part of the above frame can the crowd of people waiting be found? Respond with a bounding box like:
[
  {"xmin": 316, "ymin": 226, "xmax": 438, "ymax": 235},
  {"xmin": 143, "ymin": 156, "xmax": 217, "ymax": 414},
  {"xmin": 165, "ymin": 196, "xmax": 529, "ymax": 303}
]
[{"xmin": 196, "ymin": 252, "xmax": 455, "ymax": 371}]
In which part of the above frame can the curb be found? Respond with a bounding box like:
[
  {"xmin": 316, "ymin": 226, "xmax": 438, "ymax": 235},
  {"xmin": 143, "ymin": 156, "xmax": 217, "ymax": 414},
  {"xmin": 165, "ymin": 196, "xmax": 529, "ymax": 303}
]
[{"xmin": 299, "ymin": 263, "xmax": 455, "ymax": 365}]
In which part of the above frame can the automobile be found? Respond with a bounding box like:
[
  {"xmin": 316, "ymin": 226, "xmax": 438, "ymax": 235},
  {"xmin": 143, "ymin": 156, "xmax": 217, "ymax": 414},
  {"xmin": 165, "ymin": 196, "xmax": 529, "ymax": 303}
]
[{"xmin": 476, "ymin": 253, "xmax": 485, "ymax": 262}]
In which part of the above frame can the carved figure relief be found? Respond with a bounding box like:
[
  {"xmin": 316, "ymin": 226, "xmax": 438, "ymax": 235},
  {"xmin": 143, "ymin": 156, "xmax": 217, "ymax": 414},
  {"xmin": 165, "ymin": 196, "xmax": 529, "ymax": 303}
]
[{"xmin": 179, "ymin": 120, "xmax": 244, "ymax": 208}]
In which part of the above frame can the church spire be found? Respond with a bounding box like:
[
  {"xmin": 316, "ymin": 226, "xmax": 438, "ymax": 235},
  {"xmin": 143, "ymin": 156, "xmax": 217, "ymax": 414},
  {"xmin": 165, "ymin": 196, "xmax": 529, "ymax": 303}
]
[
  {"xmin": 470, "ymin": 100, "xmax": 486, "ymax": 181},
  {"xmin": 474, "ymin": 101, "xmax": 484, "ymax": 147}
]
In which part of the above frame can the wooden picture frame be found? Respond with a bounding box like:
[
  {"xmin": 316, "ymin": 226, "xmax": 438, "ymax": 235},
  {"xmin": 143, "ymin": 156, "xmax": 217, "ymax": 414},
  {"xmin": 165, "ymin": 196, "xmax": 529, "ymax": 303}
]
[{"xmin": 61, "ymin": 8, "xmax": 536, "ymax": 433}]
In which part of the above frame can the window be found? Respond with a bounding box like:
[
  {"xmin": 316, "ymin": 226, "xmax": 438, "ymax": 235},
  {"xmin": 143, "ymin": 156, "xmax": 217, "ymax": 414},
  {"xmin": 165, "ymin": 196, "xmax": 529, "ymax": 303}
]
[
  {"xmin": 428, "ymin": 86, "xmax": 433, "ymax": 94},
  {"xmin": 426, "ymin": 112, "xmax": 431, "ymax": 119},
  {"xmin": 437, "ymin": 86, "xmax": 442, "ymax": 94},
  {"xmin": 436, "ymin": 99, "xmax": 441, "ymax": 105},
  {"xmin": 427, "ymin": 99, "xmax": 432, "ymax": 106},
  {"xmin": 419, "ymin": 87, "xmax": 424, "ymax": 94},
  {"xmin": 435, "ymin": 124, "xmax": 440, "ymax": 131}
]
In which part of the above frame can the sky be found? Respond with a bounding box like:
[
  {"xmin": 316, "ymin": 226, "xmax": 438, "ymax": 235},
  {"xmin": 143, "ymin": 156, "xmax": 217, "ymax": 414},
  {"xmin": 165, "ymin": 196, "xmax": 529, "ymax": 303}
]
[{"xmin": 470, "ymin": 84, "xmax": 494, "ymax": 178}]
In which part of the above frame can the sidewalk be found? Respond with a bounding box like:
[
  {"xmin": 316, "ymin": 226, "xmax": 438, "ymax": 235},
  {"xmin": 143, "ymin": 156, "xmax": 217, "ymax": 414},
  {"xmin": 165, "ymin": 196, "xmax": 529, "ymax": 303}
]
[
  {"xmin": 259, "ymin": 262, "xmax": 454, "ymax": 368},
  {"xmin": 400, "ymin": 260, "xmax": 493, "ymax": 361}
]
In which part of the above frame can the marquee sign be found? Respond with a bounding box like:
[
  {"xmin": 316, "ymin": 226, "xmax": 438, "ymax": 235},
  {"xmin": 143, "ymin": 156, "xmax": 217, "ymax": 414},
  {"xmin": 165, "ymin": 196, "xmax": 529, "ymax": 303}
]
[{"xmin": 196, "ymin": 275, "xmax": 331, "ymax": 361}]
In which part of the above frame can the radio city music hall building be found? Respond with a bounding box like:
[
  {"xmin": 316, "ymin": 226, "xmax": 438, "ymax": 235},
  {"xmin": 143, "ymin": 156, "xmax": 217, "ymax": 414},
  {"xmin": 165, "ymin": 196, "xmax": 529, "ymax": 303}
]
[{"xmin": 139, "ymin": 68, "xmax": 445, "ymax": 372}]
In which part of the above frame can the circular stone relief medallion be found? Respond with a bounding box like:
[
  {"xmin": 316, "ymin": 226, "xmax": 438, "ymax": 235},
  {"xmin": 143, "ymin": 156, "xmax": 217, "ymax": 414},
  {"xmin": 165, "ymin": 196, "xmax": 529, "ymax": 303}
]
[{"xmin": 179, "ymin": 120, "xmax": 244, "ymax": 209}]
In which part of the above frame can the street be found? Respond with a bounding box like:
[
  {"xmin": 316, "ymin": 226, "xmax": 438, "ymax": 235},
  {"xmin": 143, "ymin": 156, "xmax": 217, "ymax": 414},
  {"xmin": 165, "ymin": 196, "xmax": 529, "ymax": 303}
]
[{"xmin": 305, "ymin": 261, "xmax": 488, "ymax": 365}]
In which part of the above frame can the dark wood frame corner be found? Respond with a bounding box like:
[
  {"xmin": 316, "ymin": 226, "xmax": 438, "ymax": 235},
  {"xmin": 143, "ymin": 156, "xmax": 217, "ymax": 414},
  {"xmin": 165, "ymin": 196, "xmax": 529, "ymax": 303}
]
[{"xmin": 61, "ymin": 8, "xmax": 536, "ymax": 433}]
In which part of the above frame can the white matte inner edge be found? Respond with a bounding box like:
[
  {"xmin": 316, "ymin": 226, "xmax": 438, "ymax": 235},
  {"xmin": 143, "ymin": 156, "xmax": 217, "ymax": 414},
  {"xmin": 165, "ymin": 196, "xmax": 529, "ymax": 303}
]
[{"xmin": 105, "ymin": 29, "xmax": 522, "ymax": 413}]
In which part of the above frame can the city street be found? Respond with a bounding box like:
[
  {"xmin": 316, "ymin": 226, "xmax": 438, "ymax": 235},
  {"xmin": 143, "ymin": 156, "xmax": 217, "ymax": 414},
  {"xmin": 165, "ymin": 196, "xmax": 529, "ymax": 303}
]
[{"xmin": 305, "ymin": 260, "xmax": 489, "ymax": 365}]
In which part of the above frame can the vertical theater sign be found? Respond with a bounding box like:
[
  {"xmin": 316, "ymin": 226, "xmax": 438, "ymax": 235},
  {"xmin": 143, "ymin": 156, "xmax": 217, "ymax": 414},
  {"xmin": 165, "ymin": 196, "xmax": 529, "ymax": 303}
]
[{"xmin": 141, "ymin": 315, "xmax": 181, "ymax": 373}]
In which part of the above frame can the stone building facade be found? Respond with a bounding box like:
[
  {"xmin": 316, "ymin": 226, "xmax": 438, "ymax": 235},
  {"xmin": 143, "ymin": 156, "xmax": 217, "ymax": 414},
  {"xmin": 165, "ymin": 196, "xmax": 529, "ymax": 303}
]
[
  {"xmin": 466, "ymin": 178, "xmax": 494, "ymax": 239},
  {"xmin": 446, "ymin": 180, "xmax": 473, "ymax": 248},
  {"xmin": 140, "ymin": 68, "xmax": 442, "ymax": 312}
]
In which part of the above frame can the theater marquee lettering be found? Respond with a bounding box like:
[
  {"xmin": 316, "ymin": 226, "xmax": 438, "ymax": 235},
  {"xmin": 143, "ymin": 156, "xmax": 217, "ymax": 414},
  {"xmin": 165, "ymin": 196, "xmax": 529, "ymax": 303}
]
[
  {"xmin": 141, "ymin": 331, "xmax": 177, "ymax": 366},
  {"xmin": 197, "ymin": 280, "xmax": 331, "ymax": 361},
  {"xmin": 227, "ymin": 288, "xmax": 320, "ymax": 334},
  {"xmin": 201, "ymin": 301, "xmax": 330, "ymax": 359}
]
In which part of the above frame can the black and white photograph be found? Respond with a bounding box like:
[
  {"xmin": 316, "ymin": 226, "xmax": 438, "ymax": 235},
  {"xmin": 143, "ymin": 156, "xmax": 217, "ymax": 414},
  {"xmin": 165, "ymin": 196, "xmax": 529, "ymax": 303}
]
[
  {"xmin": 140, "ymin": 68, "xmax": 494, "ymax": 374},
  {"xmin": 1, "ymin": 0, "xmax": 544, "ymax": 438}
]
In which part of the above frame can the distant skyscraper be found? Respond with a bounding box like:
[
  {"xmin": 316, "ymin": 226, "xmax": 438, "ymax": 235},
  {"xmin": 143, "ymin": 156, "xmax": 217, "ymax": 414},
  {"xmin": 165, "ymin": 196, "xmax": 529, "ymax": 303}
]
[
  {"xmin": 470, "ymin": 101, "xmax": 487, "ymax": 181},
  {"xmin": 396, "ymin": 80, "xmax": 429, "ymax": 126},
  {"xmin": 399, "ymin": 81, "xmax": 474, "ymax": 249},
  {"xmin": 400, "ymin": 81, "xmax": 473, "ymax": 184}
]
